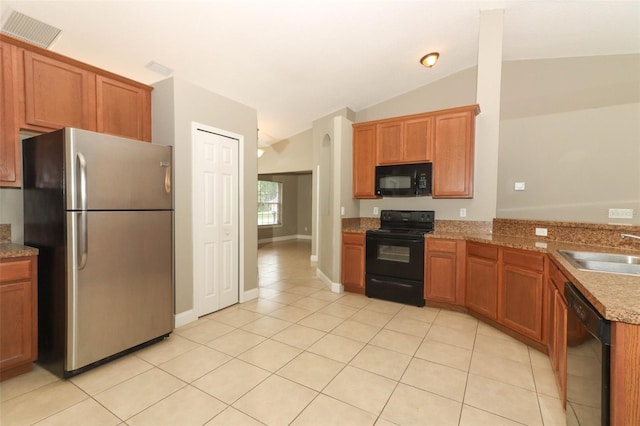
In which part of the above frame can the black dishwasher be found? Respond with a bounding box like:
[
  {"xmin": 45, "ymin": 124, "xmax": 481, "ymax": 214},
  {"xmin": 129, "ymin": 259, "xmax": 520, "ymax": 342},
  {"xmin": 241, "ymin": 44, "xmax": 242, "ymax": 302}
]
[{"xmin": 565, "ymin": 282, "xmax": 611, "ymax": 426}]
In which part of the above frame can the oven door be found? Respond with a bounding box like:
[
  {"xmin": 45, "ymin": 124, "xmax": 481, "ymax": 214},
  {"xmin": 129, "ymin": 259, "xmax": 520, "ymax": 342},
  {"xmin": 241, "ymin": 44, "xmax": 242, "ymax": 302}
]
[{"xmin": 365, "ymin": 232, "xmax": 424, "ymax": 281}]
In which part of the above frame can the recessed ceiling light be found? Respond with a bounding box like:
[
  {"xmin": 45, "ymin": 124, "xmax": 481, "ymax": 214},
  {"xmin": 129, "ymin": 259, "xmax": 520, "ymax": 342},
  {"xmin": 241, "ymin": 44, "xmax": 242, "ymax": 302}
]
[
  {"xmin": 420, "ymin": 52, "xmax": 440, "ymax": 68},
  {"xmin": 146, "ymin": 61, "xmax": 173, "ymax": 76}
]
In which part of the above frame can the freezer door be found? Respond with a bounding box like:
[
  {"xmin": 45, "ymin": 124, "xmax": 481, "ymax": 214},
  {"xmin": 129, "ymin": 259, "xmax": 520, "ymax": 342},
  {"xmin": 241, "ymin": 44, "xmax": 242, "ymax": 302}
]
[
  {"xmin": 66, "ymin": 210, "xmax": 173, "ymax": 371},
  {"xmin": 64, "ymin": 128, "xmax": 172, "ymax": 211}
]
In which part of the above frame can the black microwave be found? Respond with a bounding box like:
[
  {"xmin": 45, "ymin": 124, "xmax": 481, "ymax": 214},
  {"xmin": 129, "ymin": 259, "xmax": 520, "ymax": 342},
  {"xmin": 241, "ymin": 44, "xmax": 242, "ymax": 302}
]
[{"xmin": 375, "ymin": 163, "xmax": 432, "ymax": 197}]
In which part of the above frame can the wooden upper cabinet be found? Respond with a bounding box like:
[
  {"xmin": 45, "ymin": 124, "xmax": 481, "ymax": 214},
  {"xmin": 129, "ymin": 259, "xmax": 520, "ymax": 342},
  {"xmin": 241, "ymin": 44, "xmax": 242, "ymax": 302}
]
[
  {"xmin": 405, "ymin": 116, "xmax": 433, "ymax": 162},
  {"xmin": 377, "ymin": 116, "xmax": 433, "ymax": 165},
  {"xmin": 377, "ymin": 120, "xmax": 403, "ymax": 164},
  {"xmin": 432, "ymin": 105, "xmax": 479, "ymax": 198},
  {"xmin": 352, "ymin": 123, "xmax": 378, "ymax": 199},
  {"xmin": 0, "ymin": 41, "xmax": 20, "ymax": 187},
  {"xmin": 23, "ymin": 50, "xmax": 96, "ymax": 131},
  {"xmin": 96, "ymin": 76, "xmax": 151, "ymax": 142},
  {"xmin": 1, "ymin": 34, "xmax": 153, "ymax": 187}
]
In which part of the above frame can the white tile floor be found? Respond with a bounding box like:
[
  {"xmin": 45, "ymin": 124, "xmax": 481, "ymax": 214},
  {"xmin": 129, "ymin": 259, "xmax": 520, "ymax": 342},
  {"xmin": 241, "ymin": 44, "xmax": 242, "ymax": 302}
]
[{"xmin": 0, "ymin": 239, "xmax": 567, "ymax": 425}]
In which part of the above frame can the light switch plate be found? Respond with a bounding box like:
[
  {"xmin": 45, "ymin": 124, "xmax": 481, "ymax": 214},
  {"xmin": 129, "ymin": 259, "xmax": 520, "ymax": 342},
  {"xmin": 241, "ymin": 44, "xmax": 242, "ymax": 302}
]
[
  {"xmin": 515, "ymin": 182, "xmax": 526, "ymax": 191},
  {"xmin": 609, "ymin": 208, "xmax": 633, "ymax": 219}
]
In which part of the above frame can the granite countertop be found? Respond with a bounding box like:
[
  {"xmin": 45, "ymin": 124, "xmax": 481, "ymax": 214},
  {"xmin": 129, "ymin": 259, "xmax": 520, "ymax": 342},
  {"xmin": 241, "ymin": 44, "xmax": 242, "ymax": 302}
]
[
  {"xmin": 427, "ymin": 231, "xmax": 640, "ymax": 325},
  {"xmin": 0, "ymin": 243, "xmax": 39, "ymax": 259}
]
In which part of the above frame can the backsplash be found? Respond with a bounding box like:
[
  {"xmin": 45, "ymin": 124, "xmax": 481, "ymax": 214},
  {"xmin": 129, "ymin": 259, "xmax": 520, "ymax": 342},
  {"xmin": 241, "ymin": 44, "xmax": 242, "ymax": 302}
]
[
  {"xmin": 493, "ymin": 218, "xmax": 640, "ymax": 251},
  {"xmin": 0, "ymin": 224, "xmax": 10, "ymax": 243},
  {"xmin": 435, "ymin": 220, "xmax": 492, "ymax": 234}
]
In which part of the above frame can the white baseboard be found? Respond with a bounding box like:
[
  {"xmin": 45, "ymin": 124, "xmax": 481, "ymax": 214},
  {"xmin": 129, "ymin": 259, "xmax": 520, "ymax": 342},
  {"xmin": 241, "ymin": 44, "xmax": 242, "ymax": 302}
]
[
  {"xmin": 174, "ymin": 309, "xmax": 198, "ymax": 328},
  {"xmin": 316, "ymin": 268, "xmax": 344, "ymax": 294},
  {"xmin": 258, "ymin": 234, "xmax": 312, "ymax": 244},
  {"xmin": 241, "ymin": 287, "xmax": 259, "ymax": 303}
]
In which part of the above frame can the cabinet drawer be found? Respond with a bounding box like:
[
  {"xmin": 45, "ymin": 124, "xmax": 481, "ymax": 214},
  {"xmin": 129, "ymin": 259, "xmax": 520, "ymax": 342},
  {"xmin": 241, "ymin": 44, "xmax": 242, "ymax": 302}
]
[
  {"xmin": 467, "ymin": 243, "xmax": 498, "ymax": 260},
  {"xmin": 0, "ymin": 259, "xmax": 32, "ymax": 283},
  {"xmin": 504, "ymin": 249, "xmax": 544, "ymax": 272},
  {"xmin": 343, "ymin": 232, "xmax": 365, "ymax": 245},
  {"xmin": 427, "ymin": 239, "xmax": 457, "ymax": 253}
]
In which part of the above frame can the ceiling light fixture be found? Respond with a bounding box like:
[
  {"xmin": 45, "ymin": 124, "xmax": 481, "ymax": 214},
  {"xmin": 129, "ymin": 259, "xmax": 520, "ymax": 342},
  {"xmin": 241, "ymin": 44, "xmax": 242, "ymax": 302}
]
[{"xmin": 420, "ymin": 52, "xmax": 440, "ymax": 68}]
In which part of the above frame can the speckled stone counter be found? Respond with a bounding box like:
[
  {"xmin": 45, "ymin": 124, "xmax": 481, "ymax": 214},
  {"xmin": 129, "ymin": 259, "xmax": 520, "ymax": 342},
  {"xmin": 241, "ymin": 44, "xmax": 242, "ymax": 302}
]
[
  {"xmin": 343, "ymin": 217, "xmax": 640, "ymax": 324},
  {"xmin": 427, "ymin": 231, "xmax": 640, "ymax": 325},
  {"xmin": 0, "ymin": 224, "xmax": 39, "ymax": 259},
  {"xmin": 0, "ymin": 243, "xmax": 39, "ymax": 259}
]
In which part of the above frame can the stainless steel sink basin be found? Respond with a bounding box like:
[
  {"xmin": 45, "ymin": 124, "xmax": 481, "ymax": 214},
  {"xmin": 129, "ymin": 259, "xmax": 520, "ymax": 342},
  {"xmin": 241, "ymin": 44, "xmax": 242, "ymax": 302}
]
[{"xmin": 559, "ymin": 250, "xmax": 640, "ymax": 276}]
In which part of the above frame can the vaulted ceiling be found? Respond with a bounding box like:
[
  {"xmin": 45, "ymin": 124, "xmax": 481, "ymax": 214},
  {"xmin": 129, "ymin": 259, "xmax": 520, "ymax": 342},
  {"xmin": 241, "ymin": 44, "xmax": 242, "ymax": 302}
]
[{"xmin": 2, "ymin": 1, "xmax": 639, "ymax": 145}]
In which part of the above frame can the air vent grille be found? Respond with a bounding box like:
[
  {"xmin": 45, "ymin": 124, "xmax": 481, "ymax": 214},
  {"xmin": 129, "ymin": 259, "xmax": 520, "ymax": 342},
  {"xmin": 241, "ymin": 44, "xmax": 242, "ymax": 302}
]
[{"xmin": 1, "ymin": 10, "xmax": 62, "ymax": 49}]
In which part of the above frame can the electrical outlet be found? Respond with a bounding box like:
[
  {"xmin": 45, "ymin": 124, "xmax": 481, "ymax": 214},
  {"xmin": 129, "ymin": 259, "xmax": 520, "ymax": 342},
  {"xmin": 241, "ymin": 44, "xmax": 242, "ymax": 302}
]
[
  {"xmin": 535, "ymin": 227, "xmax": 548, "ymax": 237},
  {"xmin": 514, "ymin": 182, "xmax": 526, "ymax": 191},
  {"xmin": 373, "ymin": 207, "xmax": 379, "ymax": 215},
  {"xmin": 341, "ymin": 206, "xmax": 345, "ymax": 216},
  {"xmin": 460, "ymin": 208, "xmax": 467, "ymax": 218},
  {"xmin": 609, "ymin": 208, "xmax": 633, "ymax": 219}
]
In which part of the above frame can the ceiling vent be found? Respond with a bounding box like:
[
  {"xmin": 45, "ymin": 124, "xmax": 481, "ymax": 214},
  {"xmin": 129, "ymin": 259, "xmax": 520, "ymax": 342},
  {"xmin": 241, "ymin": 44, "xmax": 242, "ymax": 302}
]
[{"xmin": 1, "ymin": 10, "xmax": 62, "ymax": 49}]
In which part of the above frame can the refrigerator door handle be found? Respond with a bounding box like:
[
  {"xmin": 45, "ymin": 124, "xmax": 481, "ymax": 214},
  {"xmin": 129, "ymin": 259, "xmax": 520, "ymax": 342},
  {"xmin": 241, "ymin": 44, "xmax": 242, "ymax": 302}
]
[
  {"xmin": 76, "ymin": 152, "xmax": 88, "ymax": 270},
  {"xmin": 77, "ymin": 152, "xmax": 88, "ymax": 210},
  {"xmin": 77, "ymin": 211, "xmax": 88, "ymax": 270},
  {"xmin": 162, "ymin": 162, "xmax": 171, "ymax": 194}
]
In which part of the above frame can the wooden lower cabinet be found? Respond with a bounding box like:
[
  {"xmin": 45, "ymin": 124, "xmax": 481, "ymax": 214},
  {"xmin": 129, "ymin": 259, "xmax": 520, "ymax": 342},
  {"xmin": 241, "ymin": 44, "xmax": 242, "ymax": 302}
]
[
  {"xmin": 553, "ymin": 289, "xmax": 568, "ymax": 404},
  {"xmin": 425, "ymin": 238, "xmax": 465, "ymax": 305},
  {"xmin": 500, "ymin": 248, "xmax": 545, "ymax": 342},
  {"xmin": 0, "ymin": 256, "xmax": 37, "ymax": 381},
  {"xmin": 341, "ymin": 232, "xmax": 365, "ymax": 293},
  {"xmin": 465, "ymin": 242, "xmax": 499, "ymax": 319},
  {"xmin": 611, "ymin": 321, "xmax": 640, "ymax": 426}
]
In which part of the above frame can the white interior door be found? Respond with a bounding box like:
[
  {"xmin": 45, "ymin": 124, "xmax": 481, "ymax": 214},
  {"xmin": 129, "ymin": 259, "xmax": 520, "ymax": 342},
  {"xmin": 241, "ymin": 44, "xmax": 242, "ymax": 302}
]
[{"xmin": 193, "ymin": 126, "xmax": 239, "ymax": 316}]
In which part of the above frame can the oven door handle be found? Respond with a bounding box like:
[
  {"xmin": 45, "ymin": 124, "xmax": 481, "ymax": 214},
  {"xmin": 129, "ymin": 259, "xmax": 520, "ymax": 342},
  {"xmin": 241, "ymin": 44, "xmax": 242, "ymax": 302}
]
[{"xmin": 369, "ymin": 277, "xmax": 416, "ymax": 290}]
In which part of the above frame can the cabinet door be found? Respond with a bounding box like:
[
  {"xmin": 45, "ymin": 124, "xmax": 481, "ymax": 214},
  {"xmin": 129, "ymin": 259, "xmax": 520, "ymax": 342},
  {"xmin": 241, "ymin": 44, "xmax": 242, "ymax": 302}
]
[
  {"xmin": 425, "ymin": 239, "xmax": 457, "ymax": 303},
  {"xmin": 23, "ymin": 51, "xmax": 96, "ymax": 131},
  {"xmin": 377, "ymin": 120, "xmax": 403, "ymax": 164},
  {"xmin": 352, "ymin": 123, "xmax": 378, "ymax": 198},
  {"xmin": 501, "ymin": 264, "xmax": 544, "ymax": 341},
  {"xmin": 554, "ymin": 290, "xmax": 568, "ymax": 405},
  {"xmin": 0, "ymin": 41, "xmax": 20, "ymax": 187},
  {"xmin": 96, "ymin": 76, "xmax": 151, "ymax": 142},
  {"xmin": 341, "ymin": 233, "xmax": 365, "ymax": 293},
  {"xmin": 0, "ymin": 281, "xmax": 34, "ymax": 371},
  {"xmin": 545, "ymin": 274, "xmax": 557, "ymax": 359},
  {"xmin": 0, "ymin": 257, "xmax": 36, "ymax": 380},
  {"xmin": 404, "ymin": 116, "xmax": 433, "ymax": 163},
  {"xmin": 466, "ymin": 244, "xmax": 498, "ymax": 319},
  {"xmin": 433, "ymin": 109, "xmax": 475, "ymax": 198}
]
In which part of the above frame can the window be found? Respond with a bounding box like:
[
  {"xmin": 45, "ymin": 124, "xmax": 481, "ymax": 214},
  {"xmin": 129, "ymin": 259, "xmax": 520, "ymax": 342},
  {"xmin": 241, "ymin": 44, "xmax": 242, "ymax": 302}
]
[{"xmin": 258, "ymin": 180, "xmax": 282, "ymax": 226}]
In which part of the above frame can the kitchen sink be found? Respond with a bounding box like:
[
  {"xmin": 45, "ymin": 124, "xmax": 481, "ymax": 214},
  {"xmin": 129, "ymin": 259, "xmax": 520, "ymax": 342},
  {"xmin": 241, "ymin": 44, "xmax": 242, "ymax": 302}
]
[{"xmin": 558, "ymin": 250, "xmax": 640, "ymax": 276}]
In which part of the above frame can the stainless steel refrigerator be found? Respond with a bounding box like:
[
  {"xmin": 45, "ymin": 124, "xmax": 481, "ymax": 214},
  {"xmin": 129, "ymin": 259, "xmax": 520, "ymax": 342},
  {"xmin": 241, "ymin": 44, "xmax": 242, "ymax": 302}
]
[{"xmin": 23, "ymin": 128, "xmax": 173, "ymax": 378}]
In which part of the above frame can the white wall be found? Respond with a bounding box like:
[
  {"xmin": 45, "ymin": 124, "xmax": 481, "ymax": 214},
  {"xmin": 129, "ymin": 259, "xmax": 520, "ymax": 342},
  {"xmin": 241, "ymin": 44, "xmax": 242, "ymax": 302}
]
[{"xmin": 258, "ymin": 129, "xmax": 313, "ymax": 174}]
